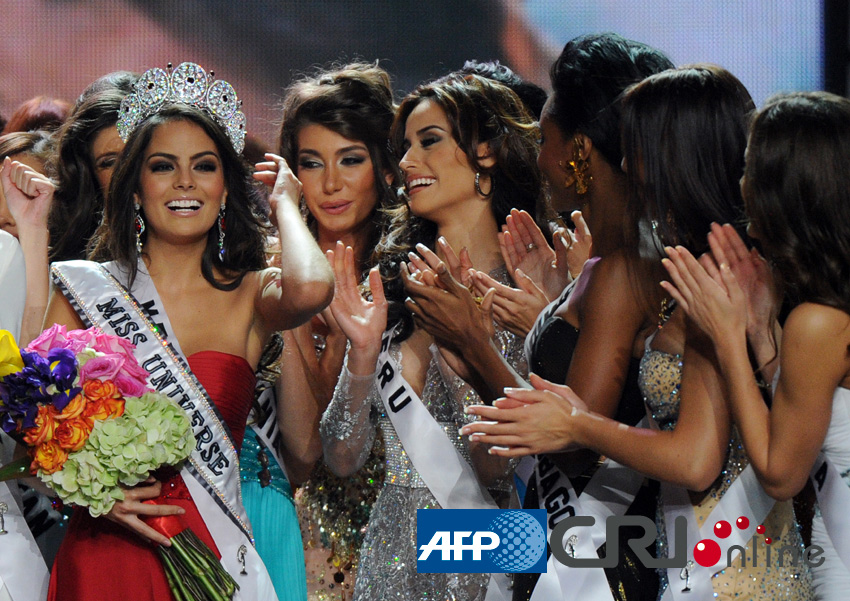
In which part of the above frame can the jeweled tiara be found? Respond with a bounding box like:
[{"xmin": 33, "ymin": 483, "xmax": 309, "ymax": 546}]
[{"xmin": 116, "ymin": 62, "xmax": 246, "ymax": 154}]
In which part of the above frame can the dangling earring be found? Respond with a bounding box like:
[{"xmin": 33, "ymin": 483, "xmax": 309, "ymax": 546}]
[
  {"xmin": 562, "ymin": 136, "xmax": 592, "ymax": 195},
  {"xmin": 134, "ymin": 204, "xmax": 145, "ymax": 255},
  {"xmin": 474, "ymin": 171, "xmax": 493, "ymax": 198},
  {"xmin": 218, "ymin": 204, "xmax": 226, "ymax": 262}
]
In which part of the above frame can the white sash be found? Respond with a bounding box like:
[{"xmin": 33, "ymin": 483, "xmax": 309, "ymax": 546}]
[
  {"xmin": 51, "ymin": 260, "xmax": 277, "ymax": 601},
  {"xmin": 248, "ymin": 388, "xmax": 288, "ymax": 483},
  {"xmin": 100, "ymin": 260, "xmax": 288, "ymax": 482},
  {"xmin": 527, "ymin": 419, "xmax": 648, "ymax": 601},
  {"xmin": 0, "ymin": 432, "xmax": 49, "ymax": 601},
  {"xmin": 376, "ymin": 327, "xmax": 511, "ymax": 601},
  {"xmin": 377, "ymin": 326, "xmax": 497, "ymax": 511},
  {"xmin": 658, "ymin": 463, "xmax": 774, "ymax": 601},
  {"xmin": 810, "ymin": 452, "xmax": 850, "ymax": 572}
]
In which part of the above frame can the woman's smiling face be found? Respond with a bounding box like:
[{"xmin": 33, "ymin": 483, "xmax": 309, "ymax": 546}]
[{"xmin": 136, "ymin": 118, "xmax": 227, "ymax": 246}]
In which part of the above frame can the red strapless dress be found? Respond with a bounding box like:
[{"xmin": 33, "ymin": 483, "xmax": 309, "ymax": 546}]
[{"xmin": 48, "ymin": 351, "xmax": 255, "ymax": 601}]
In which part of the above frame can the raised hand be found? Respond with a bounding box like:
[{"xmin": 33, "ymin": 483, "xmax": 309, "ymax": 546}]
[
  {"xmin": 472, "ymin": 268, "xmax": 548, "ymax": 337},
  {"xmin": 1, "ymin": 157, "xmax": 53, "ymax": 235},
  {"xmin": 409, "ymin": 237, "xmax": 474, "ymax": 289},
  {"xmin": 661, "ymin": 245, "xmax": 748, "ymax": 344},
  {"xmin": 253, "ymin": 153, "xmax": 302, "ymax": 228},
  {"xmin": 706, "ymin": 223, "xmax": 776, "ymax": 338},
  {"xmin": 460, "ymin": 373, "xmax": 588, "ymax": 456},
  {"xmin": 326, "ymin": 242, "xmax": 387, "ymax": 357},
  {"xmin": 105, "ymin": 477, "xmax": 185, "ymax": 546},
  {"xmin": 499, "ymin": 208, "xmax": 589, "ymax": 300}
]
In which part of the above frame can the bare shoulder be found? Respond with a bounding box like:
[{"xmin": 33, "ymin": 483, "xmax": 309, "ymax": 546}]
[
  {"xmin": 578, "ymin": 252, "xmax": 641, "ymax": 317},
  {"xmin": 43, "ymin": 284, "xmax": 85, "ymax": 330},
  {"xmin": 784, "ymin": 302, "xmax": 850, "ymax": 349}
]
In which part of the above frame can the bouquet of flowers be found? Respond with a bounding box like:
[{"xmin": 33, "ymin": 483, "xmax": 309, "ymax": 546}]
[{"xmin": 0, "ymin": 325, "xmax": 238, "ymax": 601}]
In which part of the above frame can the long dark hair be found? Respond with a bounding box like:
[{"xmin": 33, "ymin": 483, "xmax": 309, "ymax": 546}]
[
  {"xmin": 277, "ymin": 62, "xmax": 399, "ymax": 272},
  {"xmin": 548, "ymin": 33, "xmax": 674, "ymax": 170},
  {"xmin": 744, "ymin": 91, "xmax": 850, "ymax": 315},
  {"xmin": 621, "ymin": 64, "xmax": 754, "ymax": 317},
  {"xmin": 48, "ymin": 72, "xmax": 138, "ymax": 261},
  {"xmin": 90, "ymin": 104, "xmax": 267, "ymax": 290},
  {"xmin": 381, "ymin": 73, "xmax": 541, "ymax": 338}
]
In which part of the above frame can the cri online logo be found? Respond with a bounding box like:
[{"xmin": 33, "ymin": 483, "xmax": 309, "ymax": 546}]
[{"xmin": 692, "ymin": 516, "xmax": 823, "ymax": 569}]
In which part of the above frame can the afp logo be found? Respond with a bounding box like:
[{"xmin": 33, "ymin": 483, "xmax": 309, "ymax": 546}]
[{"xmin": 416, "ymin": 509, "xmax": 547, "ymax": 573}]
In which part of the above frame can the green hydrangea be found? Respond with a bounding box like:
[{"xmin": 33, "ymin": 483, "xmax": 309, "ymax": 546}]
[{"xmin": 40, "ymin": 391, "xmax": 195, "ymax": 517}]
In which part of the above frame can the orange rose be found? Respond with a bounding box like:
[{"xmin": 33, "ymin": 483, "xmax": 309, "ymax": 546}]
[
  {"xmin": 55, "ymin": 393, "xmax": 86, "ymax": 421},
  {"xmin": 23, "ymin": 405, "xmax": 57, "ymax": 446},
  {"xmin": 54, "ymin": 417, "xmax": 93, "ymax": 451},
  {"xmin": 83, "ymin": 379, "xmax": 120, "ymax": 403},
  {"xmin": 31, "ymin": 440, "xmax": 69, "ymax": 474},
  {"xmin": 101, "ymin": 396, "xmax": 125, "ymax": 419},
  {"xmin": 82, "ymin": 396, "xmax": 125, "ymax": 426}
]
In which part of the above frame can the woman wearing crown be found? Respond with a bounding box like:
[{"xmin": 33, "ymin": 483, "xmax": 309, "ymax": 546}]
[{"xmin": 43, "ymin": 63, "xmax": 333, "ymax": 601}]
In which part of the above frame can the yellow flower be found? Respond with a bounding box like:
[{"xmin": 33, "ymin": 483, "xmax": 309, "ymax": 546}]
[{"xmin": 0, "ymin": 330, "xmax": 24, "ymax": 379}]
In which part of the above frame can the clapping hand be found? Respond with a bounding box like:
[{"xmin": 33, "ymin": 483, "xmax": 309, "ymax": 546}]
[
  {"xmin": 459, "ymin": 373, "xmax": 589, "ymax": 456},
  {"xmin": 499, "ymin": 209, "xmax": 591, "ymax": 300},
  {"xmin": 326, "ymin": 242, "xmax": 387, "ymax": 358},
  {"xmin": 705, "ymin": 223, "xmax": 776, "ymax": 339},
  {"xmin": 661, "ymin": 244, "xmax": 748, "ymax": 344}
]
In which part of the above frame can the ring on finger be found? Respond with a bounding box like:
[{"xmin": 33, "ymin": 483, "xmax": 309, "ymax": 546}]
[{"xmin": 526, "ymin": 243, "xmax": 536, "ymax": 251}]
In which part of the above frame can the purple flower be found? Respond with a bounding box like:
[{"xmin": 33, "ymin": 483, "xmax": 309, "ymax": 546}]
[{"xmin": 0, "ymin": 349, "xmax": 80, "ymax": 431}]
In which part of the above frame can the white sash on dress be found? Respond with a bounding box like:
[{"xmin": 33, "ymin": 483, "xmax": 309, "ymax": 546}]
[
  {"xmin": 658, "ymin": 459, "xmax": 774, "ymax": 601},
  {"xmin": 524, "ymin": 420, "xmax": 648, "ymax": 601},
  {"xmin": 51, "ymin": 260, "xmax": 277, "ymax": 601},
  {"xmin": 376, "ymin": 326, "xmax": 512, "ymax": 600},
  {"xmin": 810, "ymin": 452, "xmax": 850, "ymax": 572},
  {"xmin": 0, "ymin": 432, "xmax": 49, "ymax": 601}
]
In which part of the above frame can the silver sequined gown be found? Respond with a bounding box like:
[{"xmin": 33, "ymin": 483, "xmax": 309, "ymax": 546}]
[
  {"xmin": 320, "ymin": 270, "xmax": 525, "ymax": 601},
  {"xmin": 640, "ymin": 340, "xmax": 815, "ymax": 600}
]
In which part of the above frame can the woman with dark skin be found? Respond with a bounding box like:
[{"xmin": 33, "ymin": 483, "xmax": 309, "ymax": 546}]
[
  {"xmin": 404, "ymin": 33, "xmax": 672, "ymax": 601},
  {"xmin": 466, "ymin": 66, "xmax": 815, "ymax": 601}
]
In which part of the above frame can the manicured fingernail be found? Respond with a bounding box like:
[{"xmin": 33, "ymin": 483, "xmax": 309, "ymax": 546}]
[
  {"xmin": 503, "ymin": 387, "xmax": 522, "ymax": 394},
  {"xmin": 469, "ymin": 435, "xmax": 480, "ymax": 442}
]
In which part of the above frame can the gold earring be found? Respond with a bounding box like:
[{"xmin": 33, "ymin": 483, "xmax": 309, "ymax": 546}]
[{"xmin": 562, "ymin": 136, "xmax": 592, "ymax": 195}]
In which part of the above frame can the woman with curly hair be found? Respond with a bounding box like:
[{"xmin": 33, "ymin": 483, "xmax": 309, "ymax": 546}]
[
  {"xmin": 254, "ymin": 61, "xmax": 399, "ymax": 600},
  {"xmin": 319, "ymin": 72, "xmax": 539, "ymax": 600}
]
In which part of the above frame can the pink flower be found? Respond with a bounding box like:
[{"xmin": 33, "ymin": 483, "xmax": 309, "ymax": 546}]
[
  {"xmin": 26, "ymin": 324, "xmax": 69, "ymax": 358},
  {"xmin": 93, "ymin": 335, "xmax": 145, "ymax": 376},
  {"xmin": 79, "ymin": 354, "xmax": 124, "ymax": 383},
  {"xmin": 66, "ymin": 328, "xmax": 101, "ymax": 349},
  {"xmin": 27, "ymin": 325, "xmax": 104, "ymax": 357},
  {"xmin": 113, "ymin": 372, "xmax": 150, "ymax": 398}
]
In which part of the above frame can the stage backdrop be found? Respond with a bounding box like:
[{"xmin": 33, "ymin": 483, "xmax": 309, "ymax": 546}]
[{"xmin": 0, "ymin": 0, "xmax": 822, "ymax": 146}]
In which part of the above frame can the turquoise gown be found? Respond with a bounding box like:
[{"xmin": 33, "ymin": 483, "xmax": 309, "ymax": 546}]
[{"xmin": 241, "ymin": 426, "xmax": 307, "ymax": 601}]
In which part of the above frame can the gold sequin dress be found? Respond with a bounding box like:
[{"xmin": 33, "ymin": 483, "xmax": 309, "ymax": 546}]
[{"xmin": 640, "ymin": 345, "xmax": 815, "ymax": 600}]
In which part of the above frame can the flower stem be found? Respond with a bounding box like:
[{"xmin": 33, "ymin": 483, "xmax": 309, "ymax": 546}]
[{"xmin": 0, "ymin": 456, "xmax": 30, "ymax": 482}]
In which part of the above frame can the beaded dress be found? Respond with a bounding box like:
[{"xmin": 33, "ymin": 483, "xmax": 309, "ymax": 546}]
[
  {"xmin": 640, "ymin": 334, "xmax": 814, "ymax": 600},
  {"xmin": 320, "ymin": 268, "xmax": 525, "ymax": 601}
]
